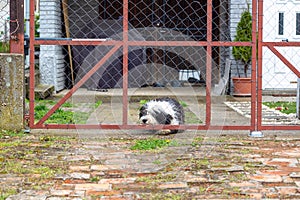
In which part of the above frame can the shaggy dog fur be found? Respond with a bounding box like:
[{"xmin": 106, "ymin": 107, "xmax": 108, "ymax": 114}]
[{"xmin": 139, "ymin": 97, "xmax": 184, "ymax": 134}]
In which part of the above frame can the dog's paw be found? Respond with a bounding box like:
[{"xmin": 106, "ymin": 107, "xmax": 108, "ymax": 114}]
[{"xmin": 157, "ymin": 129, "xmax": 172, "ymax": 135}]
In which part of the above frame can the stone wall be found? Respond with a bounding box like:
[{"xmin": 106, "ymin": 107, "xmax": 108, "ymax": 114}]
[{"xmin": 0, "ymin": 54, "xmax": 24, "ymax": 131}]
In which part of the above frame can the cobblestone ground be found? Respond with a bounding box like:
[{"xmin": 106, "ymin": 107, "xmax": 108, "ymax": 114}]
[{"xmin": 1, "ymin": 131, "xmax": 300, "ymax": 200}]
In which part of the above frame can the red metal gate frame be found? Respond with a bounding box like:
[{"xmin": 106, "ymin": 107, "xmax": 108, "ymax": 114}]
[
  {"xmin": 28, "ymin": 0, "xmax": 260, "ymax": 131},
  {"xmin": 257, "ymin": 0, "xmax": 300, "ymax": 131}
]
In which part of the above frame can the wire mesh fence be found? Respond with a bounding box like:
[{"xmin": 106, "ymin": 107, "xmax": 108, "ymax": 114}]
[
  {"xmin": 260, "ymin": 1, "xmax": 300, "ymax": 128},
  {"xmin": 21, "ymin": 0, "xmax": 300, "ymax": 131},
  {"xmin": 0, "ymin": 0, "xmax": 10, "ymax": 52}
]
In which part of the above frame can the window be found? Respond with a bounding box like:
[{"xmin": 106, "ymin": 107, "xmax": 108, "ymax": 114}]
[
  {"xmin": 296, "ymin": 13, "xmax": 300, "ymax": 35},
  {"xmin": 278, "ymin": 12, "xmax": 284, "ymax": 35}
]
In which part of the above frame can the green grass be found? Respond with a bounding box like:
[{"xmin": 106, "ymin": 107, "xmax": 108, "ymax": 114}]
[
  {"xmin": 263, "ymin": 101, "xmax": 296, "ymax": 114},
  {"xmin": 0, "ymin": 189, "xmax": 17, "ymax": 200},
  {"xmin": 0, "ymin": 42, "xmax": 9, "ymax": 53},
  {"xmin": 130, "ymin": 138, "xmax": 176, "ymax": 151},
  {"xmin": 0, "ymin": 129, "xmax": 25, "ymax": 139},
  {"xmin": 34, "ymin": 100, "xmax": 102, "ymax": 124}
]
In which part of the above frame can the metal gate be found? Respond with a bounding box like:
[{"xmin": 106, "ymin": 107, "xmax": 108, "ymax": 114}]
[{"xmin": 22, "ymin": 0, "xmax": 300, "ymax": 132}]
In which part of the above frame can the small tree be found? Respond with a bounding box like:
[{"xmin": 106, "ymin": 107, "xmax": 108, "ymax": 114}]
[{"xmin": 232, "ymin": 8, "xmax": 252, "ymax": 78}]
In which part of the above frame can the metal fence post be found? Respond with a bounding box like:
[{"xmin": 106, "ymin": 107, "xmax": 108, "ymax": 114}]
[
  {"xmin": 297, "ymin": 78, "xmax": 300, "ymax": 119},
  {"xmin": 9, "ymin": 0, "xmax": 24, "ymax": 53}
]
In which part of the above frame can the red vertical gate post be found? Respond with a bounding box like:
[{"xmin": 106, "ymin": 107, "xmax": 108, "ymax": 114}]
[
  {"xmin": 205, "ymin": 0, "xmax": 213, "ymax": 128},
  {"xmin": 9, "ymin": 0, "xmax": 24, "ymax": 53},
  {"xmin": 123, "ymin": 0, "xmax": 129, "ymax": 127},
  {"xmin": 29, "ymin": 0, "xmax": 36, "ymax": 127},
  {"xmin": 257, "ymin": 0, "xmax": 264, "ymax": 131},
  {"xmin": 250, "ymin": 0, "xmax": 258, "ymax": 132}
]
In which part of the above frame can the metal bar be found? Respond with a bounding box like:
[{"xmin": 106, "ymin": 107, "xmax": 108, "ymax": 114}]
[
  {"xmin": 205, "ymin": 0, "xmax": 213, "ymax": 127},
  {"xmin": 34, "ymin": 39, "xmax": 119, "ymax": 46},
  {"xmin": 251, "ymin": 0, "xmax": 257, "ymax": 132},
  {"xmin": 267, "ymin": 44, "xmax": 300, "ymax": 78},
  {"xmin": 34, "ymin": 40, "xmax": 253, "ymax": 47},
  {"xmin": 257, "ymin": 0, "xmax": 264, "ymax": 130},
  {"xmin": 263, "ymin": 42, "xmax": 300, "ymax": 46},
  {"xmin": 122, "ymin": 0, "xmax": 129, "ymax": 126},
  {"xmin": 261, "ymin": 126, "xmax": 300, "ymax": 131},
  {"xmin": 35, "ymin": 45, "xmax": 121, "ymax": 126},
  {"xmin": 29, "ymin": 0, "xmax": 36, "ymax": 127},
  {"xmin": 9, "ymin": 0, "xmax": 24, "ymax": 53},
  {"xmin": 31, "ymin": 124, "xmax": 252, "ymax": 130}
]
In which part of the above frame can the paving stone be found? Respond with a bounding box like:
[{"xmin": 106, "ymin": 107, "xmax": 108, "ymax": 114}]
[
  {"xmin": 69, "ymin": 172, "xmax": 91, "ymax": 180},
  {"xmin": 91, "ymin": 164, "xmax": 119, "ymax": 171},
  {"xmin": 290, "ymin": 172, "xmax": 300, "ymax": 178},
  {"xmin": 282, "ymin": 175, "xmax": 295, "ymax": 183},
  {"xmin": 249, "ymin": 174, "xmax": 283, "ymax": 183},
  {"xmin": 266, "ymin": 158, "xmax": 299, "ymax": 167},
  {"xmin": 70, "ymin": 190, "xmax": 85, "ymax": 198},
  {"xmin": 69, "ymin": 165, "xmax": 90, "ymax": 172},
  {"xmin": 98, "ymin": 177, "xmax": 137, "ymax": 184},
  {"xmin": 210, "ymin": 165, "xmax": 244, "ymax": 172},
  {"xmin": 186, "ymin": 176, "xmax": 209, "ymax": 184},
  {"xmin": 247, "ymin": 192, "xmax": 263, "ymax": 199},
  {"xmin": 260, "ymin": 169, "xmax": 291, "ymax": 176},
  {"xmin": 50, "ymin": 189, "xmax": 73, "ymax": 196},
  {"xmin": 55, "ymin": 183, "xmax": 75, "ymax": 190},
  {"xmin": 275, "ymin": 186, "xmax": 299, "ymax": 196},
  {"xmin": 158, "ymin": 182, "xmax": 188, "ymax": 190},
  {"xmin": 75, "ymin": 183, "xmax": 112, "ymax": 191},
  {"xmin": 6, "ymin": 190, "xmax": 49, "ymax": 200},
  {"xmin": 5, "ymin": 128, "xmax": 300, "ymax": 199},
  {"xmin": 228, "ymin": 181, "xmax": 259, "ymax": 188},
  {"xmin": 63, "ymin": 155, "xmax": 91, "ymax": 161},
  {"xmin": 98, "ymin": 195, "xmax": 129, "ymax": 200},
  {"xmin": 274, "ymin": 149, "xmax": 300, "ymax": 157},
  {"xmin": 85, "ymin": 189, "xmax": 121, "ymax": 197}
]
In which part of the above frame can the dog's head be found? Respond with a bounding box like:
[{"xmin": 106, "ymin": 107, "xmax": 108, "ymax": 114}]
[{"xmin": 139, "ymin": 103, "xmax": 173, "ymax": 125}]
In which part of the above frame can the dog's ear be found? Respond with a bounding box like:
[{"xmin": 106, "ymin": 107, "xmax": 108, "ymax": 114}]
[
  {"xmin": 139, "ymin": 105, "xmax": 147, "ymax": 118},
  {"xmin": 165, "ymin": 114, "xmax": 173, "ymax": 124}
]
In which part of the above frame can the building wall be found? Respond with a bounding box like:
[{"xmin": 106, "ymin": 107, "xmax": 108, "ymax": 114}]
[{"xmin": 39, "ymin": 0, "xmax": 65, "ymax": 91}]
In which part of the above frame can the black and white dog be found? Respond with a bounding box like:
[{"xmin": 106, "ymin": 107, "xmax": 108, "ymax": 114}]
[{"xmin": 139, "ymin": 97, "xmax": 185, "ymax": 134}]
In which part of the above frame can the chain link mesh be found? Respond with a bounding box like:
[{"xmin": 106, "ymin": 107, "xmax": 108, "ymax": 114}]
[
  {"xmin": 31, "ymin": 0, "xmax": 300, "ymax": 127},
  {"xmin": 0, "ymin": 0, "xmax": 9, "ymax": 52},
  {"xmin": 262, "ymin": 1, "xmax": 300, "ymax": 90},
  {"xmin": 35, "ymin": 0, "xmax": 235, "ymax": 127}
]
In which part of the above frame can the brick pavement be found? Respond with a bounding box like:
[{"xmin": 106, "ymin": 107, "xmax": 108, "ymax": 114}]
[{"xmin": 3, "ymin": 131, "xmax": 300, "ymax": 200}]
